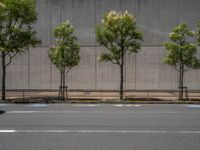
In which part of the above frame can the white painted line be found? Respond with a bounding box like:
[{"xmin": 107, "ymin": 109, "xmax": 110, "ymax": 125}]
[
  {"xmin": 6, "ymin": 111, "xmax": 80, "ymax": 114},
  {"xmin": 26, "ymin": 104, "xmax": 48, "ymax": 107},
  {"xmin": 114, "ymin": 104, "xmax": 124, "ymax": 107},
  {"xmin": 0, "ymin": 130, "xmax": 200, "ymax": 134},
  {"xmin": 71, "ymin": 104, "xmax": 99, "ymax": 107},
  {"xmin": 86, "ymin": 104, "xmax": 99, "ymax": 107},
  {"xmin": 0, "ymin": 104, "xmax": 8, "ymax": 107},
  {"xmin": 183, "ymin": 105, "xmax": 200, "ymax": 108},
  {"xmin": 6, "ymin": 111, "xmax": 200, "ymax": 114},
  {"xmin": 0, "ymin": 130, "xmax": 16, "ymax": 133},
  {"xmin": 114, "ymin": 104, "xmax": 141, "ymax": 107}
]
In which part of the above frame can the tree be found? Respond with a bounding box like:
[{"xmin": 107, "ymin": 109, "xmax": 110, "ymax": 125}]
[
  {"xmin": 49, "ymin": 21, "xmax": 80, "ymax": 101},
  {"xmin": 197, "ymin": 22, "xmax": 200, "ymax": 45},
  {"xmin": 0, "ymin": 2, "xmax": 5, "ymax": 7},
  {"xmin": 96, "ymin": 11, "xmax": 143, "ymax": 100},
  {"xmin": 0, "ymin": 0, "xmax": 40, "ymax": 100},
  {"xmin": 163, "ymin": 23, "xmax": 200, "ymax": 100}
]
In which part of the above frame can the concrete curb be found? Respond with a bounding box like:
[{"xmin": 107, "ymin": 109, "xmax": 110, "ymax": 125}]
[
  {"xmin": 1, "ymin": 100, "xmax": 200, "ymax": 104},
  {"xmin": 66, "ymin": 101, "xmax": 200, "ymax": 104}
]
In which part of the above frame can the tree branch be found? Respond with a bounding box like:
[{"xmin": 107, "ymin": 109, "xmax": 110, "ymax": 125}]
[
  {"xmin": 5, "ymin": 52, "xmax": 18, "ymax": 68},
  {"xmin": 64, "ymin": 67, "xmax": 71, "ymax": 76},
  {"xmin": 175, "ymin": 64, "xmax": 180, "ymax": 72},
  {"xmin": 4, "ymin": 12, "xmax": 12, "ymax": 41},
  {"xmin": 111, "ymin": 59, "xmax": 120, "ymax": 65}
]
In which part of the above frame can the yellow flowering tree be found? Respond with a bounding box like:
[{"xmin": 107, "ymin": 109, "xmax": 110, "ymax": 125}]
[{"xmin": 96, "ymin": 11, "xmax": 143, "ymax": 100}]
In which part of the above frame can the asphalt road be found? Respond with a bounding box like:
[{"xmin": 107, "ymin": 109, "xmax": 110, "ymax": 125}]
[{"xmin": 0, "ymin": 104, "xmax": 200, "ymax": 150}]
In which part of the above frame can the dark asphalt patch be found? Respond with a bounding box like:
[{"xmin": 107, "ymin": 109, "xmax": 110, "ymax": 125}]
[{"xmin": 0, "ymin": 110, "xmax": 5, "ymax": 115}]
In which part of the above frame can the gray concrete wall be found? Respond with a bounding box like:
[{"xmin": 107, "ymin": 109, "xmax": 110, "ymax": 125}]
[{"xmin": 1, "ymin": 0, "xmax": 200, "ymax": 90}]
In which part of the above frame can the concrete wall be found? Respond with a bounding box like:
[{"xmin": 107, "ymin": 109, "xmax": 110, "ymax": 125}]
[{"xmin": 1, "ymin": 0, "xmax": 200, "ymax": 90}]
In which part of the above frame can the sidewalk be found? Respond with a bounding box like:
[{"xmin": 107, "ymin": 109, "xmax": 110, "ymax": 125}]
[{"xmin": 1, "ymin": 90, "xmax": 200, "ymax": 103}]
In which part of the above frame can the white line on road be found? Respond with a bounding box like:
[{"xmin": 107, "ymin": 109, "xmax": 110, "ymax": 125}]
[
  {"xmin": 0, "ymin": 130, "xmax": 200, "ymax": 134},
  {"xmin": 71, "ymin": 104, "xmax": 100, "ymax": 107},
  {"xmin": 0, "ymin": 104, "xmax": 8, "ymax": 107},
  {"xmin": 26, "ymin": 104, "xmax": 48, "ymax": 107},
  {"xmin": 0, "ymin": 130, "xmax": 15, "ymax": 133},
  {"xmin": 133, "ymin": 105, "xmax": 141, "ymax": 107},
  {"xmin": 114, "ymin": 104, "xmax": 124, "ymax": 107},
  {"xmin": 6, "ymin": 111, "xmax": 81, "ymax": 114},
  {"xmin": 114, "ymin": 104, "xmax": 141, "ymax": 107},
  {"xmin": 5, "ymin": 111, "xmax": 200, "ymax": 114},
  {"xmin": 183, "ymin": 105, "xmax": 200, "ymax": 108}
]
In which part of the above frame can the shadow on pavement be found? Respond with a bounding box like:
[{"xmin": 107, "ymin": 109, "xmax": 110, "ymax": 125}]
[{"xmin": 0, "ymin": 110, "xmax": 5, "ymax": 115}]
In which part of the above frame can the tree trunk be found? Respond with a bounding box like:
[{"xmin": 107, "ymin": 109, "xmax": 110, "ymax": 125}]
[
  {"xmin": 1, "ymin": 52, "xmax": 6, "ymax": 100},
  {"xmin": 181, "ymin": 63, "xmax": 184, "ymax": 100},
  {"xmin": 178, "ymin": 62, "xmax": 184, "ymax": 100},
  {"xmin": 59, "ymin": 68, "xmax": 63, "ymax": 101},
  {"xmin": 62, "ymin": 69, "xmax": 65, "ymax": 101},
  {"xmin": 63, "ymin": 68, "xmax": 66, "ymax": 101},
  {"xmin": 120, "ymin": 54, "xmax": 124, "ymax": 101}
]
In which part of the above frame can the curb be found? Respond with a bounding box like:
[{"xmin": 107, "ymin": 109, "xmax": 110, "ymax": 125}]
[
  {"xmin": 1, "ymin": 98, "xmax": 200, "ymax": 104},
  {"xmin": 2, "ymin": 100, "xmax": 200, "ymax": 104},
  {"xmin": 67, "ymin": 101, "xmax": 200, "ymax": 104}
]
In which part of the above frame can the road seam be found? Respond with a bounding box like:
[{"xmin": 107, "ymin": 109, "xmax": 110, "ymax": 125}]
[
  {"xmin": 6, "ymin": 111, "xmax": 200, "ymax": 114},
  {"xmin": 0, "ymin": 130, "xmax": 200, "ymax": 134}
]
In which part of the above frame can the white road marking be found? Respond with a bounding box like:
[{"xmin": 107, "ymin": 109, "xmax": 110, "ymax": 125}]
[
  {"xmin": 7, "ymin": 111, "xmax": 80, "ymax": 114},
  {"xmin": 26, "ymin": 104, "xmax": 48, "ymax": 107},
  {"xmin": 0, "ymin": 130, "xmax": 15, "ymax": 133},
  {"xmin": 6, "ymin": 111, "xmax": 200, "ymax": 114},
  {"xmin": 114, "ymin": 104, "xmax": 124, "ymax": 107},
  {"xmin": 0, "ymin": 129, "xmax": 200, "ymax": 134},
  {"xmin": 114, "ymin": 104, "xmax": 141, "ymax": 107},
  {"xmin": 183, "ymin": 105, "xmax": 200, "ymax": 108},
  {"xmin": 71, "ymin": 104, "xmax": 99, "ymax": 107},
  {"xmin": 0, "ymin": 104, "xmax": 8, "ymax": 107}
]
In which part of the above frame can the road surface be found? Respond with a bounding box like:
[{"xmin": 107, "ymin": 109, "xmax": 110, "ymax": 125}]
[{"xmin": 0, "ymin": 104, "xmax": 200, "ymax": 150}]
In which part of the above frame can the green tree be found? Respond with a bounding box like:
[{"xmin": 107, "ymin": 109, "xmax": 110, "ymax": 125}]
[
  {"xmin": 163, "ymin": 23, "xmax": 200, "ymax": 100},
  {"xmin": 197, "ymin": 22, "xmax": 200, "ymax": 45},
  {"xmin": 49, "ymin": 21, "xmax": 80, "ymax": 101},
  {"xmin": 0, "ymin": 0, "xmax": 40, "ymax": 100},
  {"xmin": 0, "ymin": 2, "xmax": 5, "ymax": 7},
  {"xmin": 96, "ymin": 11, "xmax": 143, "ymax": 100}
]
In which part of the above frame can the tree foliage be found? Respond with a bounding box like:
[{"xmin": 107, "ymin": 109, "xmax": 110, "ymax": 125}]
[
  {"xmin": 163, "ymin": 23, "xmax": 200, "ymax": 100},
  {"xmin": 197, "ymin": 22, "xmax": 200, "ymax": 46},
  {"xmin": 0, "ymin": 2, "xmax": 5, "ymax": 7},
  {"xmin": 96, "ymin": 11, "xmax": 143, "ymax": 100},
  {"xmin": 0, "ymin": 0, "xmax": 40, "ymax": 100},
  {"xmin": 0, "ymin": 0, "xmax": 40, "ymax": 55},
  {"xmin": 96, "ymin": 10, "xmax": 143, "ymax": 65},
  {"xmin": 164, "ymin": 23, "xmax": 200, "ymax": 71},
  {"xmin": 49, "ymin": 21, "xmax": 80, "ymax": 74}
]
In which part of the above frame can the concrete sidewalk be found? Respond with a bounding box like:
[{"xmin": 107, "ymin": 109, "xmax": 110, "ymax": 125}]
[{"xmin": 1, "ymin": 90, "xmax": 200, "ymax": 101}]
